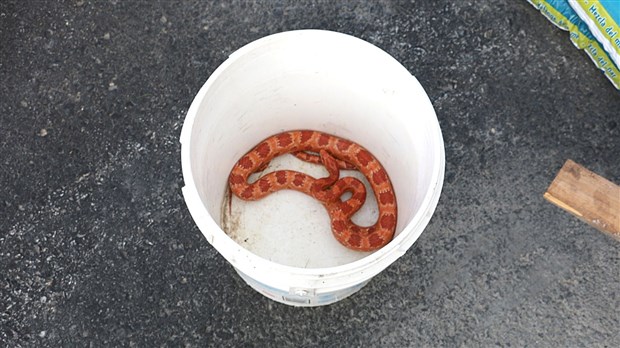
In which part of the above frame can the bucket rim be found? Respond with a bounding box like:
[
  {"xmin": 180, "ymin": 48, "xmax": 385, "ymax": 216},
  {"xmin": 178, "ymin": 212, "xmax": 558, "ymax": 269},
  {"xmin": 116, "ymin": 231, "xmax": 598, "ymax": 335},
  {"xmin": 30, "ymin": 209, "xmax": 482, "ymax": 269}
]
[{"xmin": 180, "ymin": 29, "xmax": 445, "ymax": 290}]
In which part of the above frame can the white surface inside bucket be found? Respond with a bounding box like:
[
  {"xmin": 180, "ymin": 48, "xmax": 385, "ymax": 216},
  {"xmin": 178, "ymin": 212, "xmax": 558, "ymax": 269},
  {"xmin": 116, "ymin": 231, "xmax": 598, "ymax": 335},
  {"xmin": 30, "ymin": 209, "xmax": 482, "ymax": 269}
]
[
  {"xmin": 183, "ymin": 31, "xmax": 442, "ymax": 278},
  {"xmin": 222, "ymin": 154, "xmax": 380, "ymax": 267}
]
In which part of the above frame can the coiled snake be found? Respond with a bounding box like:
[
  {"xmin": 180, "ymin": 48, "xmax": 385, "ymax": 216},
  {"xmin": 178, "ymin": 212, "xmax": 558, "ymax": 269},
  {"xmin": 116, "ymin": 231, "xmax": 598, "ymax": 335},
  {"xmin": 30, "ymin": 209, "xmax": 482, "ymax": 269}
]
[{"xmin": 228, "ymin": 130, "xmax": 397, "ymax": 251}]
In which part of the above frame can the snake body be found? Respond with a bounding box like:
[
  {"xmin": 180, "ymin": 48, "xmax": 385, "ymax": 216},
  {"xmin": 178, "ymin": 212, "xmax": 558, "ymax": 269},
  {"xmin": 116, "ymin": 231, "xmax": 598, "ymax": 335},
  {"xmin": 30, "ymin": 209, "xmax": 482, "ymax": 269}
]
[{"xmin": 228, "ymin": 130, "xmax": 397, "ymax": 251}]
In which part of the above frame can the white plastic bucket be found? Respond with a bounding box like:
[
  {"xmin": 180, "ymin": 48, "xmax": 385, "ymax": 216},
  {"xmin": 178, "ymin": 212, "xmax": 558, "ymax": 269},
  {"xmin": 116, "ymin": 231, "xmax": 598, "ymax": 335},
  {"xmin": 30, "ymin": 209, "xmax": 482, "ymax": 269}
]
[{"xmin": 180, "ymin": 30, "xmax": 444, "ymax": 306}]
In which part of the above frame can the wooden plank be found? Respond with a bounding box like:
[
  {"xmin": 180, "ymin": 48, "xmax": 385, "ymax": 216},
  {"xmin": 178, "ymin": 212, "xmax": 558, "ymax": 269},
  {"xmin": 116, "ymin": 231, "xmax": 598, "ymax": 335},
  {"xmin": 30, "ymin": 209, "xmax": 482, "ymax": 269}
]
[{"xmin": 544, "ymin": 159, "xmax": 620, "ymax": 241}]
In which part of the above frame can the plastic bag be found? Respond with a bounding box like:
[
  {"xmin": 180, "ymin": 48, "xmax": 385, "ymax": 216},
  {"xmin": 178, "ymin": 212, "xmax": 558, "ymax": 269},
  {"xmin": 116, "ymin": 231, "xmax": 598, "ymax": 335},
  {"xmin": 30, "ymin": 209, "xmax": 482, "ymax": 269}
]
[{"xmin": 528, "ymin": 0, "xmax": 620, "ymax": 89}]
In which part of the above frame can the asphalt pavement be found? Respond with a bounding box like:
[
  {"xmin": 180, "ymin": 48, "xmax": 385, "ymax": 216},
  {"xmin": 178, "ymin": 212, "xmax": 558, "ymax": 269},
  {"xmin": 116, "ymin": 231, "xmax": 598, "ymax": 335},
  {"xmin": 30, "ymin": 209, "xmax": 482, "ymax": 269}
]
[{"xmin": 1, "ymin": 1, "xmax": 619, "ymax": 346}]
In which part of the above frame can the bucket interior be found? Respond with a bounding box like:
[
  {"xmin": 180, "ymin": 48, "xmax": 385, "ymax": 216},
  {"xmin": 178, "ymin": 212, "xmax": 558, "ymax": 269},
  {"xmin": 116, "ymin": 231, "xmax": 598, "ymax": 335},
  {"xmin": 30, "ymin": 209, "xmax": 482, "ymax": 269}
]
[{"xmin": 186, "ymin": 32, "xmax": 440, "ymax": 268}]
